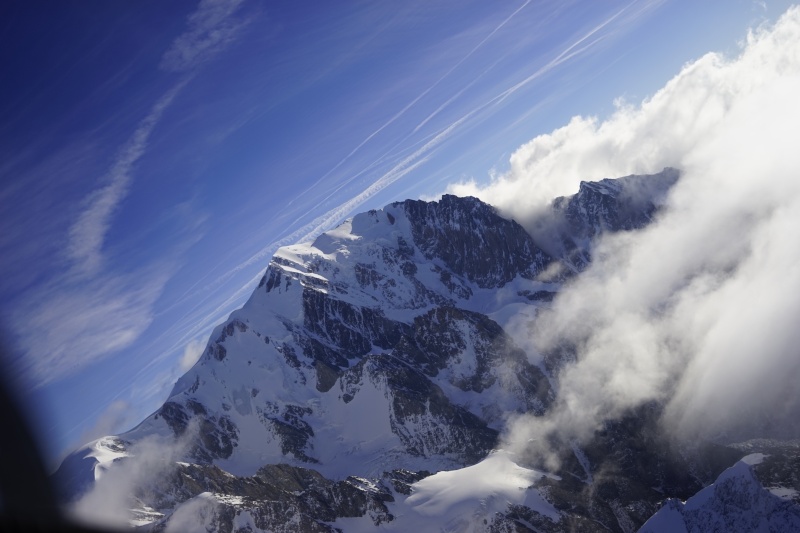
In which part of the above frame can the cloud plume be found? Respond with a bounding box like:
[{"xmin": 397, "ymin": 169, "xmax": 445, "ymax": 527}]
[
  {"xmin": 449, "ymin": 7, "xmax": 800, "ymax": 459},
  {"xmin": 66, "ymin": 81, "xmax": 188, "ymax": 278},
  {"xmin": 160, "ymin": 0, "xmax": 250, "ymax": 72},
  {"xmin": 69, "ymin": 423, "xmax": 199, "ymax": 529}
]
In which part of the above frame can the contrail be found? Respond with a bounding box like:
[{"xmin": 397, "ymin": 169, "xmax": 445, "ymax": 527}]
[{"xmin": 294, "ymin": 0, "xmax": 533, "ymax": 200}]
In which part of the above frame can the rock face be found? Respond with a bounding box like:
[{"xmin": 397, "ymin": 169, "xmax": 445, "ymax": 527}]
[
  {"xmin": 54, "ymin": 168, "xmax": 798, "ymax": 532},
  {"xmin": 547, "ymin": 168, "xmax": 679, "ymax": 271},
  {"xmin": 144, "ymin": 463, "xmax": 396, "ymax": 533},
  {"xmin": 403, "ymin": 195, "xmax": 551, "ymax": 288},
  {"xmin": 640, "ymin": 450, "xmax": 800, "ymax": 533}
]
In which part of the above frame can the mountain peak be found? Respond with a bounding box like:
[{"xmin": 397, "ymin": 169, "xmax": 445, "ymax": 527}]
[{"xmin": 58, "ymin": 170, "xmax": 776, "ymax": 533}]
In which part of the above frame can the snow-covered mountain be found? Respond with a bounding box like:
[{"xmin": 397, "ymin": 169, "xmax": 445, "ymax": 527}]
[
  {"xmin": 54, "ymin": 168, "xmax": 799, "ymax": 532},
  {"xmin": 640, "ymin": 447, "xmax": 800, "ymax": 533}
]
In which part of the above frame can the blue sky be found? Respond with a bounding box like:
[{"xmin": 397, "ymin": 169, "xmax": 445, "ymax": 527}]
[{"xmin": 0, "ymin": 0, "xmax": 792, "ymax": 466}]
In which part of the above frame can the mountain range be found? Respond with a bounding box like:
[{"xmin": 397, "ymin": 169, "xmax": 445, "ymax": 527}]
[{"xmin": 54, "ymin": 168, "xmax": 800, "ymax": 532}]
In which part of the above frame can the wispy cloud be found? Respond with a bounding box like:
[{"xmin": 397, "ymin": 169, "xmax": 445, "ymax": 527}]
[
  {"xmin": 10, "ymin": 0, "xmax": 255, "ymax": 389},
  {"xmin": 295, "ymin": 0, "xmax": 534, "ymax": 200},
  {"xmin": 160, "ymin": 0, "xmax": 251, "ymax": 72},
  {"xmin": 68, "ymin": 0, "xmax": 252, "ymax": 277},
  {"xmin": 347, "ymin": 0, "xmax": 533, "ymax": 152},
  {"xmin": 411, "ymin": 0, "xmax": 536, "ymax": 134},
  {"xmin": 66, "ymin": 80, "xmax": 188, "ymax": 277},
  {"xmin": 0, "ymin": 140, "xmax": 102, "ymax": 296},
  {"xmin": 12, "ymin": 84, "xmax": 183, "ymax": 385},
  {"xmin": 11, "ymin": 268, "xmax": 172, "ymax": 387},
  {"xmin": 490, "ymin": 0, "xmax": 663, "ymax": 107}
]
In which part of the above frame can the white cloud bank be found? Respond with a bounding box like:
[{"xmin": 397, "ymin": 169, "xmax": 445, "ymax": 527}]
[
  {"xmin": 449, "ymin": 7, "xmax": 800, "ymax": 457},
  {"xmin": 450, "ymin": 6, "xmax": 800, "ymax": 222}
]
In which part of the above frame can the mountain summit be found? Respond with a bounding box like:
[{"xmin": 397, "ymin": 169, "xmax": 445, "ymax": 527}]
[{"xmin": 55, "ymin": 168, "xmax": 799, "ymax": 532}]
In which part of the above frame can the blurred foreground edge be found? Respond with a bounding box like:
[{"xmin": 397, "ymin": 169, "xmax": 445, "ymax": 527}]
[{"xmin": 0, "ymin": 340, "xmax": 118, "ymax": 532}]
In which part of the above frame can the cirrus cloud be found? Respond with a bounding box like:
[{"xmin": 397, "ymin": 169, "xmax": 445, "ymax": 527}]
[{"xmin": 160, "ymin": 0, "xmax": 251, "ymax": 73}]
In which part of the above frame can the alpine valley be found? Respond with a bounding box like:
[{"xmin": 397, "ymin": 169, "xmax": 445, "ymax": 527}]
[{"xmin": 54, "ymin": 169, "xmax": 800, "ymax": 532}]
